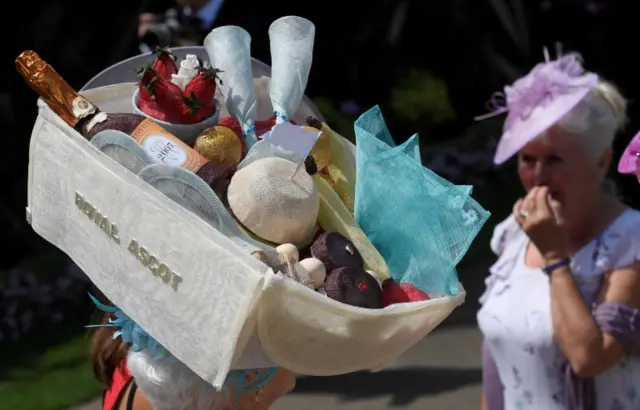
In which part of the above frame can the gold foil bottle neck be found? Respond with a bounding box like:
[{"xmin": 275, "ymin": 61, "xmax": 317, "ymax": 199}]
[
  {"xmin": 15, "ymin": 50, "xmax": 97, "ymax": 128},
  {"xmin": 15, "ymin": 50, "xmax": 45, "ymax": 78}
]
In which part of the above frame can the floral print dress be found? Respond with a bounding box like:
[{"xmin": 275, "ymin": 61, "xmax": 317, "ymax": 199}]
[{"xmin": 477, "ymin": 209, "xmax": 640, "ymax": 410}]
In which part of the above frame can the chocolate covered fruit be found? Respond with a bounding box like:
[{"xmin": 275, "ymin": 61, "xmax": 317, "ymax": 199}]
[
  {"xmin": 381, "ymin": 280, "xmax": 430, "ymax": 307},
  {"xmin": 324, "ymin": 266, "xmax": 382, "ymax": 309},
  {"xmin": 310, "ymin": 232, "xmax": 364, "ymax": 272}
]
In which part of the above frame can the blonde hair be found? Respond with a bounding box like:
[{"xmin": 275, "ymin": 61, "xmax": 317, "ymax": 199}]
[{"xmin": 556, "ymin": 79, "xmax": 628, "ymax": 160}]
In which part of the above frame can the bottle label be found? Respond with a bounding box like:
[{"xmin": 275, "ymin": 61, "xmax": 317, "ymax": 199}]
[{"xmin": 130, "ymin": 119, "xmax": 208, "ymax": 172}]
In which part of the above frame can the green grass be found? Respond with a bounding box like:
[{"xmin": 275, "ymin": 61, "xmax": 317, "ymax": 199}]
[{"xmin": 0, "ymin": 323, "xmax": 101, "ymax": 410}]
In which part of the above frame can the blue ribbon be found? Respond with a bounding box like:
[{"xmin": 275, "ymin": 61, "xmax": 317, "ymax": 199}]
[
  {"xmin": 85, "ymin": 293, "xmax": 169, "ymax": 360},
  {"xmin": 242, "ymin": 123, "xmax": 258, "ymax": 148},
  {"xmin": 87, "ymin": 294, "xmax": 278, "ymax": 399},
  {"xmin": 274, "ymin": 111, "xmax": 288, "ymax": 123}
]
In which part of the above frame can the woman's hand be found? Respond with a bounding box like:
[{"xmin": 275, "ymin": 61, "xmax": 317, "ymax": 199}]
[{"xmin": 513, "ymin": 186, "xmax": 570, "ymax": 262}]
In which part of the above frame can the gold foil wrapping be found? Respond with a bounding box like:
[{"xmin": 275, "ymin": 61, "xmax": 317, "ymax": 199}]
[
  {"xmin": 15, "ymin": 50, "xmax": 97, "ymax": 128},
  {"xmin": 194, "ymin": 126, "xmax": 244, "ymax": 168}
]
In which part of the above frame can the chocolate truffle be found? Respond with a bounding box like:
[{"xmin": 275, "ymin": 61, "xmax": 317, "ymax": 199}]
[
  {"xmin": 310, "ymin": 232, "xmax": 363, "ymax": 272},
  {"xmin": 304, "ymin": 155, "xmax": 318, "ymax": 175},
  {"xmin": 324, "ymin": 266, "xmax": 382, "ymax": 309}
]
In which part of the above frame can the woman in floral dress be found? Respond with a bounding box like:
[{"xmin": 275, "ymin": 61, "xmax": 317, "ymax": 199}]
[{"xmin": 477, "ymin": 49, "xmax": 640, "ymax": 410}]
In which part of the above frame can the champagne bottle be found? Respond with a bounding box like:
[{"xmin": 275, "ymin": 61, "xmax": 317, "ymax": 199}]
[{"xmin": 16, "ymin": 50, "xmax": 228, "ymax": 190}]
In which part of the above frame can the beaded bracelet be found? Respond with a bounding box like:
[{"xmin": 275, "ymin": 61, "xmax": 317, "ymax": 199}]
[{"xmin": 542, "ymin": 257, "xmax": 572, "ymax": 275}]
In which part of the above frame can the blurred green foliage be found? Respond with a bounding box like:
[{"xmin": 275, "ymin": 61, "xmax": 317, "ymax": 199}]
[
  {"xmin": 391, "ymin": 70, "xmax": 456, "ymax": 125},
  {"xmin": 313, "ymin": 97, "xmax": 357, "ymax": 143}
]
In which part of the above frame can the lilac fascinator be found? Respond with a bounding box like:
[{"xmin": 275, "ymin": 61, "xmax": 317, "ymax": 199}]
[
  {"xmin": 618, "ymin": 130, "xmax": 640, "ymax": 181},
  {"xmin": 476, "ymin": 48, "xmax": 598, "ymax": 165}
]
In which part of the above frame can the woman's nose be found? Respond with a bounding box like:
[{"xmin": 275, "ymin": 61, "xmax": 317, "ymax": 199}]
[{"xmin": 533, "ymin": 162, "xmax": 551, "ymax": 185}]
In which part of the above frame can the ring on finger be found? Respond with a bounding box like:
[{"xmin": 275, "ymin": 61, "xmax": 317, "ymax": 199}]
[{"xmin": 518, "ymin": 209, "xmax": 530, "ymax": 218}]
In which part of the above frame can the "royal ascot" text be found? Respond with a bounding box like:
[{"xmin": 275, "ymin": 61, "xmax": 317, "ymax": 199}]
[{"xmin": 75, "ymin": 192, "xmax": 183, "ymax": 291}]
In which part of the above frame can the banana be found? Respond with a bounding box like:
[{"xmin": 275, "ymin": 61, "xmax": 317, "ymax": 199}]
[
  {"xmin": 317, "ymin": 123, "xmax": 357, "ymax": 215},
  {"xmin": 313, "ymin": 174, "xmax": 390, "ymax": 283}
]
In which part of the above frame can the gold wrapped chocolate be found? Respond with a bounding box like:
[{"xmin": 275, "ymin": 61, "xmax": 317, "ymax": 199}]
[{"xmin": 194, "ymin": 126, "xmax": 244, "ymax": 168}]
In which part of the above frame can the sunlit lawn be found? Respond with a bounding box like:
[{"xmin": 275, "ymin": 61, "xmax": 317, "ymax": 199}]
[{"xmin": 0, "ymin": 322, "xmax": 102, "ymax": 410}]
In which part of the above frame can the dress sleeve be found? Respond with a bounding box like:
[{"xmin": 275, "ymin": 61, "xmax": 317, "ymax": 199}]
[
  {"xmin": 589, "ymin": 211, "xmax": 640, "ymax": 355},
  {"xmin": 490, "ymin": 215, "xmax": 520, "ymax": 257},
  {"xmin": 593, "ymin": 302, "xmax": 640, "ymax": 355},
  {"xmin": 561, "ymin": 361, "xmax": 596, "ymax": 410},
  {"xmin": 595, "ymin": 211, "xmax": 640, "ymax": 272}
]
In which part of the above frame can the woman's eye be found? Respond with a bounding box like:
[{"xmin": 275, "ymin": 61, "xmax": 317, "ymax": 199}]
[
  {"xmin": 521, "ymin": 155, "xmax": 536, "ymax": 164},
  {"xmin": 547, "ymin": 155, "xmax": 562, "ymax": 163}
]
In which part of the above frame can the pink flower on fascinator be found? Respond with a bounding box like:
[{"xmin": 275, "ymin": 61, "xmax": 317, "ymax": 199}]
[
  {"xmin": 476, "ymin": 48, "xmax": 598, "ymax": 165},
  {"xmin": 618, "ymin": 130, "xmax": 640, "ymax": 181}
]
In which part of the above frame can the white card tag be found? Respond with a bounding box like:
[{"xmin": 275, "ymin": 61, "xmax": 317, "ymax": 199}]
[{"xmin": 263, "ymin": 122, "xmax": 321, "ymax": 160}]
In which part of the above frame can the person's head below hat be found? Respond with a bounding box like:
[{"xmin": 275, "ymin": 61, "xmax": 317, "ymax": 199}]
[
  {"xmin": 515, "ymin": 76, "xmax": 626, "ymax": 230},
  {"xmin": 91, "ymin": 318, "xmax": 295, "ymax": 410},
  {"xmin": 480, "ymin": 50, "xmax": 627, "ymax": 234}
]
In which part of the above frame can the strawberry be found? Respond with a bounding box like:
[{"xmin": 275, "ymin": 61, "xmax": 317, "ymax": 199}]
[
  {"xmin": 184, "ymin": 66, "xmax": 222, "ymax": 121},
  {"xmin": 153, "ymin": 46, "xmax": 178, "ymax": 79},
  {"xmin": 179, "ymin": 92, "xmax": 209, "ymax": 124},
  {"xmin": 218, "ymin": 117, "xmax": 242, "ymax": 138},
  {"xmin": 139, "ymin": 67, "xmax": 184, "ymax": 123},
  {"xmin": 138, "ymin": 67, "xmax": 167, "ymax": 121},
  {"xmin": 256, "ymin": 116, "xmax": 276, "ymax": 138},
  {"xmin": 138, "ymin": 96, "xmax": 165, "ymax": 121},
  {"xmin": 381, "ymin": 280, "xmax": 430, "ymax": 307},
  {"xmin": 137, "ymin": 65, "xmax": 160, "ymax": 117},
  {"xmin": 152, "ymin": 80, "xmax": 184, "ymax": 124}
]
